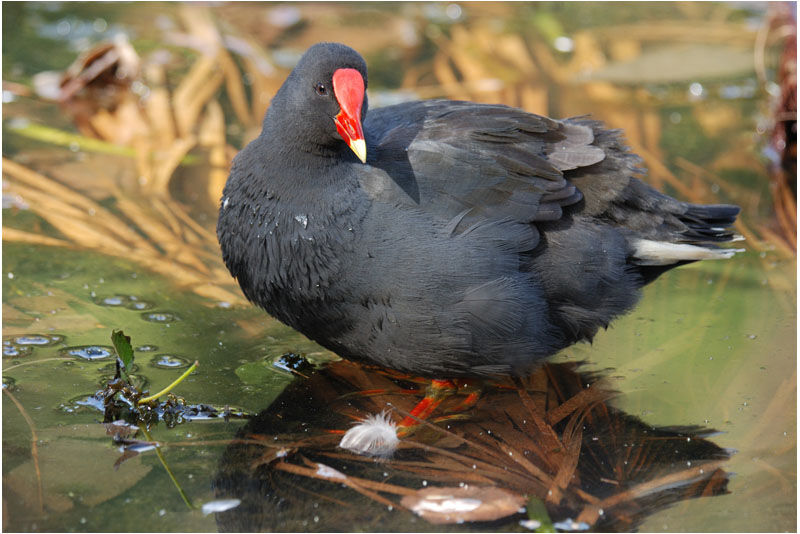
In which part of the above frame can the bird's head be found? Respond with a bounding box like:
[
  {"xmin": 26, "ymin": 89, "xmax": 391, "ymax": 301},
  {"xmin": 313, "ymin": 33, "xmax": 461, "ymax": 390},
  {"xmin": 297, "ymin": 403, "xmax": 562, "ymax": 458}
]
[{"xmin": 270, "ymin": 42, "xmax": 368, "ymax": 163}]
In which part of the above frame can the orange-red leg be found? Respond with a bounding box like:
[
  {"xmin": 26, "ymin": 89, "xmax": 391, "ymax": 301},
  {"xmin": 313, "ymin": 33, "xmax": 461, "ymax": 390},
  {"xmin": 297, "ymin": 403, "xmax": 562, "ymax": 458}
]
[
  {"xmin": 397, "ymin": 379, "xmax": 459, "ymax": 436},
  {"xmin": 449, "ymin": 389, "xmax": 482, "ymax": 412},
  {"xmin": 336, "ymin": 377, "xmax": 486, "ymax": 441},
  {"xmin": 337, "ymin": 377, "xmax": 488, "ymax": 455}
]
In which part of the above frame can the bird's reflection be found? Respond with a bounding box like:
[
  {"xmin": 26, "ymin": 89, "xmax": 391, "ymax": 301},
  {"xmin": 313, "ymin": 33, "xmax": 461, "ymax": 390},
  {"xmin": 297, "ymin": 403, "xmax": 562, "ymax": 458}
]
[{"xmin": 213, "ymin": 360, "xmax": 730, "ymax": 532}]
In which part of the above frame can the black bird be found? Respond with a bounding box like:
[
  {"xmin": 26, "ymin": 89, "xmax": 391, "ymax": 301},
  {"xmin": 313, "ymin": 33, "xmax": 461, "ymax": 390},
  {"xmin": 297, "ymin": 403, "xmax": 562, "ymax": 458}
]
[{"xmin": 217, "ymin": 42, "xmax": 741, "ymax": 453}]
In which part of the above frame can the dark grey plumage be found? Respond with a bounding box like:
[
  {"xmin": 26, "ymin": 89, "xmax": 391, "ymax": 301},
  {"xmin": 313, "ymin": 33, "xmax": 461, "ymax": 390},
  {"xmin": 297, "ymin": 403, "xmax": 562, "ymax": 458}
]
[{"xmin": 217, "ymin": 42, "xmax": 741, "ymax": 377}]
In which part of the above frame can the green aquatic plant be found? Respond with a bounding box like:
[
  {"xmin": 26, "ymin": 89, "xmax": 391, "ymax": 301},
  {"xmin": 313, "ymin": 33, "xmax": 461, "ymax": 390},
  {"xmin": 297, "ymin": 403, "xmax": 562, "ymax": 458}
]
[{"xmin": 101, "ymin": 329, "xmax": 199, "ymax": 425}]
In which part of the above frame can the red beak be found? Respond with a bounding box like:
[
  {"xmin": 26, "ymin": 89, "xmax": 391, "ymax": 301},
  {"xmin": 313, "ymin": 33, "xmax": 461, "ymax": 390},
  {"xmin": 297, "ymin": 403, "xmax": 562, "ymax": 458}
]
[{"xmin": 332, "ymin": 68, "xmax": 367, "ymax": 163}]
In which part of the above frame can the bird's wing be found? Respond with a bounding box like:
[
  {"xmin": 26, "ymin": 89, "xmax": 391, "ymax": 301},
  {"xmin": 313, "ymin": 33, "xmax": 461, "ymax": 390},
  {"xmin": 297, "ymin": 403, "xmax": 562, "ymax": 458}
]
[{"xmin": 364, "ymin": 100, "xmax": 609, "ymax": 235}]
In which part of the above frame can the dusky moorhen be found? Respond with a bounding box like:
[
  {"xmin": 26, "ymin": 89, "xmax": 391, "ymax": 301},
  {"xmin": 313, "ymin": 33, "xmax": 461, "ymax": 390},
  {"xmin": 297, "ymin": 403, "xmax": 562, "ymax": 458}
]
[{"xmin": 217, "ymin": 42, "xmax": 741, "ymax": 455}]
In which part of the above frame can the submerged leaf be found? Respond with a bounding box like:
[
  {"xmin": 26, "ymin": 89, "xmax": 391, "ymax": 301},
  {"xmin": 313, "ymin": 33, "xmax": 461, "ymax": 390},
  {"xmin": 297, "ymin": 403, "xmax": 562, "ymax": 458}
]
[
  {"xmin": 314, "ymin": 463, "xmax": 347, "ymax": 480},
  {"xmin": 400, "ymin": 486, "xmax": 525, "ymax": 524}
]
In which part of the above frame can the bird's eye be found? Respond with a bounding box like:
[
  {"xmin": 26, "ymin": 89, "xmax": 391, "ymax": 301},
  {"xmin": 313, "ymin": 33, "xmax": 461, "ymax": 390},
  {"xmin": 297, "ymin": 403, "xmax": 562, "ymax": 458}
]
[{"xmin": 315, "ymin": 83, "xmax": 328, "ymax": 96}]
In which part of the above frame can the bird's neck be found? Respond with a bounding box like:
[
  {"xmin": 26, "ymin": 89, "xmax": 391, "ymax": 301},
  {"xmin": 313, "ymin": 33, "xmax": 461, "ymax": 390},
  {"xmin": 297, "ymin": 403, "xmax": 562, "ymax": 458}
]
[{"xmin": 260, "ymin": 104, "xmax": 360, "ymax": 171}]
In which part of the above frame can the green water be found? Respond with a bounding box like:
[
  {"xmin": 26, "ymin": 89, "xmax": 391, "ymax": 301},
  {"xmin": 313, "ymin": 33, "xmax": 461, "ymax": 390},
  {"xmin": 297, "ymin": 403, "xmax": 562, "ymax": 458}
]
[
  {"xmin": 2, "ymin": 242, "xmax": 334, "ymax": 531},
  {"xmin": 2, "ymin": 2, "xmax": 796, "ymax": 532}
]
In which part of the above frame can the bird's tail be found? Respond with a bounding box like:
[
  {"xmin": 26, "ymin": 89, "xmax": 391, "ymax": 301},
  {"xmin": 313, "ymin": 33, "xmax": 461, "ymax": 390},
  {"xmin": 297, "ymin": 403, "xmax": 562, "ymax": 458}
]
[{"xmin": 630, "ymin": 203, "xmax": 743, "ymax": 288}]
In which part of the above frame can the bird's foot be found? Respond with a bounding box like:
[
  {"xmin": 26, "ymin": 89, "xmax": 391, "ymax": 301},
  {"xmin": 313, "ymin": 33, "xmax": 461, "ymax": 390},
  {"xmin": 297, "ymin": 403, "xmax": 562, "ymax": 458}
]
[{"xmin": 338, "ymin": 378, "xmax": 483, "ymax": 456}]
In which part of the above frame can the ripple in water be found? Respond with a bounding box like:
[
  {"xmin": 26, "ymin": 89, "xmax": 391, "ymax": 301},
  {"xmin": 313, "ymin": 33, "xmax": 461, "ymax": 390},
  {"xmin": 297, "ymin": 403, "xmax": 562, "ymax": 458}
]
[
  {"xmin": 136, "ymin": 344, "xmax": 159, "ymax": 352},
  {"xmin": 141, "ymin": 312, "xmax": 179, "ymax": 324},
  {"xmin": 151, "ymin": 354, "xmax": 190, "ymax": 369},
  {"xmin": 60, "ymin": 345, "xmax": 113, "ymax": 360}
]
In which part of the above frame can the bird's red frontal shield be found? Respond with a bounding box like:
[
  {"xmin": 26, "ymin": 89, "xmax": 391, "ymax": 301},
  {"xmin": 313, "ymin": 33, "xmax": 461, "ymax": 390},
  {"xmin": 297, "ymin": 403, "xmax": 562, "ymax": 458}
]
[{"xmin": 332, "ymin": 68, "xmax": 366, "ymax": 163}]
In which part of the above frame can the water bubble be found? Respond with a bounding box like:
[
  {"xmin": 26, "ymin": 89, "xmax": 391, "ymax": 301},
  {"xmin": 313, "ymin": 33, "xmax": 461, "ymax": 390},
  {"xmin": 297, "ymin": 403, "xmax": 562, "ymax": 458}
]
[
  {"xmin": 136, "ymin": 344, "xmax": 159, "ymax": 352},
  {"xmin": 126, "ymin": 300, "xmax": 153, "ymax": 311},
  {"xmin": 60, "ymin": 345, "xmax": 113, "ymax": 360},
  {"xmin": 60, "ymin": 393, "xmax": 104, "ymax": 414},
  {"xmin": 3, "ymin": 340, "xmax": 33, "ymax": 357},
  {"xmin": 101, "ymin": 296, "xmax": 126, "ymax": 306},
  {"xmin": 15, "ymin": 334, "xmax": 64, "ymax": 346},
  {"xmin": 151, "ymin": 355, "xmax": 190, "ymax": 369},
  {"xmin": 96, "ymin": 294, "xmax": 154, "ymax": 311},
  {"xmin": 141, "ymin": 312, "xmax": 178, "ymax": 324}
]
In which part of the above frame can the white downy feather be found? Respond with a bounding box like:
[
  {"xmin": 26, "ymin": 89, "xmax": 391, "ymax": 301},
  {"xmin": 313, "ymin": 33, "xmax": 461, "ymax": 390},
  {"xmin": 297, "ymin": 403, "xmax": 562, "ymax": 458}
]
[{"xmin": 339, "ymin": 411, "xmax": 400, "ymax": 457}]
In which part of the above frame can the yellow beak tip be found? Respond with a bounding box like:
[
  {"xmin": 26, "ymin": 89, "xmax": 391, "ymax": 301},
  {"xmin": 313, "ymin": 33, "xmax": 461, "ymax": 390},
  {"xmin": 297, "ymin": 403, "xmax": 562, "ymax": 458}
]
[{"xmin": 351, "ymin": 139, "xmax": 367, "ymax": 163}]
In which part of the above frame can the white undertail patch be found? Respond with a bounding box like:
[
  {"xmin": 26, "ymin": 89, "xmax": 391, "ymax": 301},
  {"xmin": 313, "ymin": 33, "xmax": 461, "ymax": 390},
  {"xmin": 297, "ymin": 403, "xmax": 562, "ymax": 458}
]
[{"xmin": 631, "ymin": 239, "xmax": 744, "ymax": 266}]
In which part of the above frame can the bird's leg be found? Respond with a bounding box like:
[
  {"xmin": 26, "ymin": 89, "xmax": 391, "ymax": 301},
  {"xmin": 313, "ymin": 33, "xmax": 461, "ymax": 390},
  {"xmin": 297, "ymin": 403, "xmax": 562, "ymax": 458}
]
[
  {"xmin": 338, "ymin": 378, "xmax": 485, "ymax": 456},
  {"xmin": 447, "ymin": 382, "xmax": 482, "ymax": 413},
  {"xmin": 396, "ymin": 378, "xmax": 458, "ymax": 437}
]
